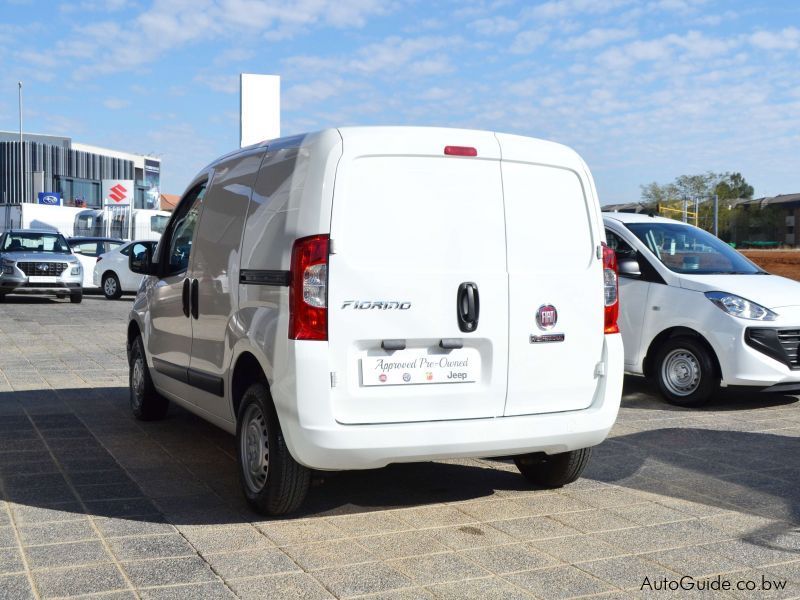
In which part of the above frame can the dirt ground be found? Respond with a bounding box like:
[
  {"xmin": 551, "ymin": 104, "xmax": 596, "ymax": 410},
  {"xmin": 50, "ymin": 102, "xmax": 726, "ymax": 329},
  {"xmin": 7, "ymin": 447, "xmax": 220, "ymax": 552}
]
[{"xmin": 741, "ymin": 250, "xmax": 800, "ymax": 281}]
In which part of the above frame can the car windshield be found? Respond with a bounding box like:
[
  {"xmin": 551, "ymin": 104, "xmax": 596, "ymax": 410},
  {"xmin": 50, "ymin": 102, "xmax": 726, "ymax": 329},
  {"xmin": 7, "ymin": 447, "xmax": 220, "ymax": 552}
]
[
  {"xmin": 625, "ymin": 222, "xmax": 762, "ymax": 275},
  {"xmin": 2, "ymin": 232, "xmax": 71, "ymax": 254}
]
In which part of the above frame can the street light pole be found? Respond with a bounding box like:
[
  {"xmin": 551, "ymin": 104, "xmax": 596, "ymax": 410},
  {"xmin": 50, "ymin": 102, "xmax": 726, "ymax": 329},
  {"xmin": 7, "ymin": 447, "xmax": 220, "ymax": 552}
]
[{"xmin": 18, "ymin": 81, "xmax": 24, "ymax": 203}]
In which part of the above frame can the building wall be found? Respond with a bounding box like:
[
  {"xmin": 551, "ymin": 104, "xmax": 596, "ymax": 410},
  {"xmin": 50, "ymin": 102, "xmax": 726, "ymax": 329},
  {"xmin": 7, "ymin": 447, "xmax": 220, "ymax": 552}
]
[{"xmin": 0, "ymin": 141, "xmax": 134, "ymax": 204}]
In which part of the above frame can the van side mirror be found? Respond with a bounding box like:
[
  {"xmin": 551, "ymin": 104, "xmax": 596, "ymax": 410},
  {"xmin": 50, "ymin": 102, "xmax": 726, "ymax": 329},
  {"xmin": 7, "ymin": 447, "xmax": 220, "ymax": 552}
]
[
  {"xmin": 129, "ymin": 243, "xmax": 157, "ymax": 276},
  {"xmin": 617, "ymin": 256, "xmax": 641, "ymax": 278}
]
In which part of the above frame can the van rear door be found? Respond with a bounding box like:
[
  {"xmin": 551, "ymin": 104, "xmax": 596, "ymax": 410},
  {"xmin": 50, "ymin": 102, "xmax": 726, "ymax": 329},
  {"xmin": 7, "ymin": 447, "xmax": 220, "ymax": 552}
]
[
  {"xmin": 497, "ymin": 134, "xmax": 604, "ymax": 416},
  {"xmin": 327, "ymin": 128, "xmax": 508, "ymax": 425}
]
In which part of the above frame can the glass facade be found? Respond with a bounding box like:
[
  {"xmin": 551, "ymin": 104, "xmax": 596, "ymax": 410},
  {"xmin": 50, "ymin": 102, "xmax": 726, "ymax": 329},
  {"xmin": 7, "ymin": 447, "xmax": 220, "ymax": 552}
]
[{"xmin": 56, "ymin": 176, "xmax": 101, "ymax": 208}]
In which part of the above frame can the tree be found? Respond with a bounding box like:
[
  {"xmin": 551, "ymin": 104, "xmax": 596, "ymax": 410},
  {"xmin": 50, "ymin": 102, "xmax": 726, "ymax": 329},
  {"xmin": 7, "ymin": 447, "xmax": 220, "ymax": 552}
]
[{"xmin": 639, "ymin": 172, "xmax": 754, "ymax": 241}]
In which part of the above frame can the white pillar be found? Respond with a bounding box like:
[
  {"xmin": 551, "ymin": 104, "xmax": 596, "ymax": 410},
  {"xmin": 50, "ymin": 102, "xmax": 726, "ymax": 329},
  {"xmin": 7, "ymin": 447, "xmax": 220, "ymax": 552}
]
[{"xmin": 240, "ymin": 74, "xmax": 280, "ymax": 148}]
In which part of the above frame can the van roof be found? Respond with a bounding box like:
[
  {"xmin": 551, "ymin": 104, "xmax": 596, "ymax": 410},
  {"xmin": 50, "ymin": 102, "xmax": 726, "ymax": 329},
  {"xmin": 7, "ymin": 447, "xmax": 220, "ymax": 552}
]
[
  {"xmin": 216, "ymin": 126, "xmax": 578, "ymax": 168},
  {"xmin": 603, "ymin": 212, "xmax": 683, "ymax": 225}
]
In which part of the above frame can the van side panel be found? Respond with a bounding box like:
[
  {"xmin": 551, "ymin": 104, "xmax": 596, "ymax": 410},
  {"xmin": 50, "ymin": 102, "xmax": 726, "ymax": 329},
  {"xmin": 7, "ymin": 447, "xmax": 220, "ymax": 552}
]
[
  {"xmin": 236, "ymin": 131, "xmax": 342, "ymax": 418},
  {"xmin": 188, "ymin": 148, "xmax": 265, "ymax": 421}
]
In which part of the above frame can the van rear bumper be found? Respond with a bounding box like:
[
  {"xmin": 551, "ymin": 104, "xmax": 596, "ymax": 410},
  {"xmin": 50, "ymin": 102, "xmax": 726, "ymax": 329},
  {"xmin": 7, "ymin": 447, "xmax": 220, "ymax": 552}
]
[{"xmin": 280, "ymin": 334, "xmax": 624, "ymax": 471}]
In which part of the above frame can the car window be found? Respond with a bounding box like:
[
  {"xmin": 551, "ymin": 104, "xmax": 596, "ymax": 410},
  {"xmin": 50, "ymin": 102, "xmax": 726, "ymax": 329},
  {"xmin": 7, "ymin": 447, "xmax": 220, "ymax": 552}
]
[
  {"xmin": 119, "ymin": 243, "xmax": 133, "ymax": 256},
  {"xmin": 105, "ymin": 241, "xmax": 124, "ymax": 254},
  {"xmin": 72, "ymin": 241, "xmax": 100, "ymax": 257},
  {"xmin": 626, "ymin": 221, "xmax": 761, "ymax": 275},
  {"xmin": 3, "ymin": 232, "xmax": 71, "ymax": 253},
  {"xmin": 165, "ymin": 184, "xmax": 207, "ymax": 275},
  {"xmin": 605, "ymin": 229, "xmax": 637, "ymax": 259},
  {"xmin": 129, "ymin": 242, "xmax": 151, "ymax": 263}
]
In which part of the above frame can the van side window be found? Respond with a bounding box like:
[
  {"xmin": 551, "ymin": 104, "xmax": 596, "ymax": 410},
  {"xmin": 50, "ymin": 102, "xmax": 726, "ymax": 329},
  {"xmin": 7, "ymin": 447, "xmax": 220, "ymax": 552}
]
[
  {"xmin": 606, "ymin": 229, "xmax": 636, "ymax": 259},
  {"xmin": 164, "ymin": 184, "xmax": 207, "ymax": 275}
]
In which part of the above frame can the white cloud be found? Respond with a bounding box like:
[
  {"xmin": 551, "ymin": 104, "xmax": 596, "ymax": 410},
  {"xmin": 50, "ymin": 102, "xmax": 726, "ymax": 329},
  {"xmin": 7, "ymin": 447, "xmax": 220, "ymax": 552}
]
[
  {"xmin": 750, "ymin": 27, "xmax": 800, "ymax": 51},
  {"xmin": 510, "ymin": 30, "xmax": 548, "ymax": 54},
  {"xmin": 103, "ymin": 98, "xmax": 130, "ymax": 109},
  {"xmin": 286, "ymin": 35, "xmax": 461, "ymax": 79},
  {"xmin": 30, "ymin": 0, "xmax": 396, "ymax": 81},
  {"xmin": 193, "ymin": 73, "xmax": 239, "ymax": 94},
  {"xmin": 526, "ymin": 0, "xmax": 634, "ymax": 20},
  {"xmin": 560, "ymin": 27, "xmax": 637, "ymax": 51},
  {"xmin": 283, "ymin": 78, "xmax": 346, "ymax": 109},
  {"xmin": 470, "ymin": 16, "xmax": 519, "ymax": 36}
]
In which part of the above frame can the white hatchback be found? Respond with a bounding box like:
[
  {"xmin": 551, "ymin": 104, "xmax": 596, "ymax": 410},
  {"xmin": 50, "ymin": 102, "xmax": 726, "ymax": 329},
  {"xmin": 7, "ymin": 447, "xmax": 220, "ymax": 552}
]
[
  {"xmin": 604, "ymin": 212, "xmax": 800, "ymax": 406},
  {"xmin": 94, "ymin": 240, "xmax": 157, "ymax": 299}
]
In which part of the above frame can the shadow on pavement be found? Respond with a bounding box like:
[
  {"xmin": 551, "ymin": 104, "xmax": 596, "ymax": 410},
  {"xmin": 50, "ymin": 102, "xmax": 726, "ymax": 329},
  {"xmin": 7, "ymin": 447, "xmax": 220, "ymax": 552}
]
[
  {"xmin": 621, "ymin": 375, "xmax": 799, "ymax": 411},
  {"xmin": 0, "ymin": 385, "xmax": 797, "ymax": 557}
]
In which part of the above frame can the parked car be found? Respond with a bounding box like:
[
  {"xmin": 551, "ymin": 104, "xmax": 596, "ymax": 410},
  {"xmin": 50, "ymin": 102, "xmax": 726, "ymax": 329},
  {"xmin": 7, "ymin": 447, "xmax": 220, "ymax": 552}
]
[
  {"xmin": 127, "ymin": 127, "xmax": 624, "ymax": 515},
  {"xmin": 0, "ymin": 229, "xmax": 83, "ymax": 303},
  {"xmin": 604, "ymin": 212, "xmax": 800, "ymax": 406},
  {"xmin": 69, "ymin": 237, "xmax": 125, "ymax": 289},
  {"xmin": 94, "ymin": 240, "xmax": 157, "ymax": 299}
]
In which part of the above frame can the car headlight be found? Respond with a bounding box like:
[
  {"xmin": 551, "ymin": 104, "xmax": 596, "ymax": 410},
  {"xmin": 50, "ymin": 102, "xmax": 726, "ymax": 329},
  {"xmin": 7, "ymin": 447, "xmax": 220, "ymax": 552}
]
[
  {"xmin": 70, "ymin": 265, "xmax": 82, "ymax": 275},
  {"xmin": 1, "ymin": 259, "xmax": 14, "ymax": 274},
  {"xmin": 705, "ymin": 291, "xmax": 777, "ymax": 321}
]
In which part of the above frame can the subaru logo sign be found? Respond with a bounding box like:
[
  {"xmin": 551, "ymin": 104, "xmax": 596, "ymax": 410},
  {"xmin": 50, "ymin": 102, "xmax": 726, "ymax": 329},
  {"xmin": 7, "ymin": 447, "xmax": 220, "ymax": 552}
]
[
  {"xmin": 37, "ymin": 192, "xmax": 62, "ymax": 206},
  {"xmin": 536, "ymin": 304, "xmax": 558, "ymax": 330}
]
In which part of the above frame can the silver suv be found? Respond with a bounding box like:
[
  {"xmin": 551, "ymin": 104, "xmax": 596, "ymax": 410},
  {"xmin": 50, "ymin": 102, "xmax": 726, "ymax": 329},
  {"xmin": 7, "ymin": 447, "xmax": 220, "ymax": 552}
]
[{"xmin": 0, "ymin": 229, "xmax": 84, "ymax": 303}]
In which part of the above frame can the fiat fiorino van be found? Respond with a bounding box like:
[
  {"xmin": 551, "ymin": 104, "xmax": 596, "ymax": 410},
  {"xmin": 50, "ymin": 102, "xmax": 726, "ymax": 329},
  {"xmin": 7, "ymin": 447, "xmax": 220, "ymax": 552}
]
[
  {"xmin": 127, "ymin": 127, "xmax": 624, "ymax": 515},
  {"xmin": 605, "ymin": 212, "xmax": 800, "ymax": 407}
]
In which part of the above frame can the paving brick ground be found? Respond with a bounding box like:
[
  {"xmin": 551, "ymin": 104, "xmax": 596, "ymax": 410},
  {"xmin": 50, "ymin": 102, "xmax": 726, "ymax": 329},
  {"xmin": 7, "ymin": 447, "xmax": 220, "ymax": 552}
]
[{"xmin": 0, "ymin": 295, "xmax": 798, "ymax": 599}]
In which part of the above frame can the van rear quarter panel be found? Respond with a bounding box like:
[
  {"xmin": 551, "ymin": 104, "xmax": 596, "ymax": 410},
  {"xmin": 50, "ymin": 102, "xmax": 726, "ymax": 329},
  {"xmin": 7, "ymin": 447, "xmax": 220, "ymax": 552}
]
[{"xmin": 234, "ymin": 130, "xmax": 342, "ymax": 415}]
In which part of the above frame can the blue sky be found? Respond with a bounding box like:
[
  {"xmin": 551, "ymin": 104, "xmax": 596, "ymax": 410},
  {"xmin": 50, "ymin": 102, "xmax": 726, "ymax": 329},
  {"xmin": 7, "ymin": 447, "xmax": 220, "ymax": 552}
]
[{"xmin": 1, "ymin": 0, "xmax": 799, "ymax": 201}]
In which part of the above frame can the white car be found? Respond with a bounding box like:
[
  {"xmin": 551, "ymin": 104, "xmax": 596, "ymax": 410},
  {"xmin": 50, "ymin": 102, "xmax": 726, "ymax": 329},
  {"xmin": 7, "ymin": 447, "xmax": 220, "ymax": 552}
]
[
  {"xmin": 69, "ymin": 237, "xmax": 126, "ymax": 289},
  {"xmin": 604, "ymin": 212, "xmax": 800, "ymax": 406},
  {"xmin": 94, "ymin": 240, "xmax": 157, "ymax": 299},
  {"xmin": 127, "ymin": 127, "xmax": 624, "ymax": 515}
]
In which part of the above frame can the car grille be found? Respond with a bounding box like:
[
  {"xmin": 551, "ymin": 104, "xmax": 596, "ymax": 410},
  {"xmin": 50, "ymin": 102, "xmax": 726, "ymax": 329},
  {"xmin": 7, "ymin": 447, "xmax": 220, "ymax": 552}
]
[
  {"xmin": 777, "ymin": 329, "xmax": 800, "ymax": 368},
  {"xmin": 746, "ymin": 328, "xmax": 800, "ymax": 370},
  {"xmin": 17, "ymin": 262, "xmax": 68, "ymax": 276}
]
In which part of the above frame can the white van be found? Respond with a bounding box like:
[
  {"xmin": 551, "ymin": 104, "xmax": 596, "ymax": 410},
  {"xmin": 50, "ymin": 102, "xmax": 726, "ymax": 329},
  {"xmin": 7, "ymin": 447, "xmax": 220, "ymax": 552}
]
[
  {"xmin": 127, "ymin": 127, "xmax": 624, "ymax": 514},
  {"xmin": 605, "ymin": 212, "xmax": 800, "ymax": 406}
]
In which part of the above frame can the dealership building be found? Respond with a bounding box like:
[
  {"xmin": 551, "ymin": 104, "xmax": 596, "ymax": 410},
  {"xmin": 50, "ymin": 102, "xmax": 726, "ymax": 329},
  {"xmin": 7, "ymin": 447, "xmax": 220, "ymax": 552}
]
[{"xmin": 0, "ymin": 131, "xmax": 160, "ymax": 209}]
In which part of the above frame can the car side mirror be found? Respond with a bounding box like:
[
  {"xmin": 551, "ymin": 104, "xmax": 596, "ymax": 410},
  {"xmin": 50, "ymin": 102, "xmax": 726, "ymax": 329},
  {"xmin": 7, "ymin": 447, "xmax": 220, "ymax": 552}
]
[
  {"xmin": 129, "ymin": 243, "xmax": 157, "ymax": 276},
  {"xmin": 617, "ymin": 256, "xmax": 641, "ymax": 278}
]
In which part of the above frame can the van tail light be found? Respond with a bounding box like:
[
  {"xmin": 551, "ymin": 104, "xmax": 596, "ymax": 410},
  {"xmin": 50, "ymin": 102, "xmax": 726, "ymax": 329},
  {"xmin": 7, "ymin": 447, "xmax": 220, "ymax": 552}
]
[
  {"xmin": 289, "ymin": 234, "xmax": 329, "ymax": 341},
  {"xmin": 602, "ymin": 243, "xmax": 619, "ymax": 334}
]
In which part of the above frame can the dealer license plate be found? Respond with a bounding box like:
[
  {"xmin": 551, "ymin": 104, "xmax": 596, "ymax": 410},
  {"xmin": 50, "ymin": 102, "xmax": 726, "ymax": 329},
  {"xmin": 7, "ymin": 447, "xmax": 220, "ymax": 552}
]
[
  {"xmin": 361, "ymin": 349, "xmax": 480, "ymax": 386},
  {"xmin": 28, "ymin": 276, "xmax": 57, "ymax": 283}
]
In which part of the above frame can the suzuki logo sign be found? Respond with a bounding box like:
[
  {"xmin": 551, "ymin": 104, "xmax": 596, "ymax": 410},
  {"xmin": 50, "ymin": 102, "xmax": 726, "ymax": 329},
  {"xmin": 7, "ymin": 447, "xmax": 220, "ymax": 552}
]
[
  {"xmin": 536, "ymin": 304, "xmax": 558, "ymax": 330},
  {"xmin": 108, "ymin": 184, "xmax": 127, "ymax": 203},
  {"xmin": 102, "ymin": 179, "xmax": 134, "ymax": 206}
]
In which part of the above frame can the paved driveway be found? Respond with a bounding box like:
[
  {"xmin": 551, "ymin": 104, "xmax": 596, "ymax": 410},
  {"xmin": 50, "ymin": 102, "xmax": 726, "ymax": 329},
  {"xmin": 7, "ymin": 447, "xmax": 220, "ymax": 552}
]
[{"xmin": 0, "ymin": 296, "xmax": 798, "ymax": 599}]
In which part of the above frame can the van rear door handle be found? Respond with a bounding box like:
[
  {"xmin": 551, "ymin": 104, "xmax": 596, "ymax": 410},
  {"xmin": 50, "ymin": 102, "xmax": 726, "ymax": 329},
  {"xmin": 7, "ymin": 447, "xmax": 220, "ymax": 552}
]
[
  {"xmin": 191, "ymin": 279, "xmax": 199, "ymax": 320},
  {"xmin": 182, "ymin": 278, "xmax": 190, "ymax": 318},
  {"xmin": 457, "ymin": 282, "xmax": 479, "ymax": 332}
]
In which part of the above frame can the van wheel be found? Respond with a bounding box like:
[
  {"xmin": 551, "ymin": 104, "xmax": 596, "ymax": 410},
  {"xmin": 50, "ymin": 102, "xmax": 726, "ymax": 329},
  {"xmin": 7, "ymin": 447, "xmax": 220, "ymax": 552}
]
[
  {"xmin": 70, "ymin": 292, "xmax": 82, "ymax": 304},
  {"xmin": 236, "ymin": 382, "xmax": 310, "ymax": 516},
  {"xmin": 514, "ymin": 448, "xmax": 592, "ymax": 488},
  {"xmin": 129, "ymin": 336, "xmax": 169, "ymax": 420},
  {"xmin": 654, "ymin": 336, "xmax": 718, "ymax": 407},
  {"xmin": 102, "ymin": 273, "xmax": 122, "ymax": 299}
]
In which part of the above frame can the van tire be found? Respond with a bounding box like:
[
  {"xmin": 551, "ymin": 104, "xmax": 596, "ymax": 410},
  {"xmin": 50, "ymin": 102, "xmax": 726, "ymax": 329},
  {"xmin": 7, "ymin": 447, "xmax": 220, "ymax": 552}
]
[
  {"xmin": 129, "ymin": 336, "xmax": 169, "ymax": 420},
  {"xmin": 236, "ymin": 382, "xmax": 310, "ymax": 516},
  {"xmin": 654, "ymin": 336, "xmax": 718, "ymax": 407},
  {"xmin": 514, "ymin": 448, "xmax": 592, "ymax": 488},
  {"xmin": 102, "ymin": 273, "xmax": 122, "ymax": 299},
  {"xmin": 70, "ymin": 292, "xmax": 82, "ymax": 304}
]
